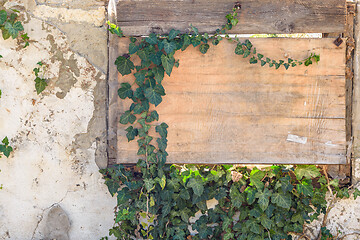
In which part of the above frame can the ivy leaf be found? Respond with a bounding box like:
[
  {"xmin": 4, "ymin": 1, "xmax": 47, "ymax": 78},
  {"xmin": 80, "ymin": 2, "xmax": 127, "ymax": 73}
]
[
  {"xmin": 230, "ymin": 186, "xmax": 244, "ymax": 208},
  {"xmin": 296, "ymin": 181, "xmax": 314, "ymax": 197},
  {"xmin": 250, "ymin": 168, "xmax": 265, "ymax": 190},
  {"xmin": 235, "ymin": 44, "xmax": 244, "ymax": 55},
  {"xmin": 115, "ymin": 56, "xmax": 134, "ymax": 76},
  {"xmin": 246, "ymin": 219, "xmax": 261, "ymax": 234},
  {"xmin": 117, "ymin": 82, "xmax": 133, "ymax": 99},
  {"xmin": 179, "ymin": 208, "xmax": 189, "ymax": 223},
  {"xmin": 155, "ymin": 123, "xmax": 168, "ymax": 138},
  {"xmin": 162, "ymin": 202, "xmax": 172, "ymax": 216},
  {"xmin": 249, "ymin": 56, "xmax": 258, "ymax": 64},
  {"xmin": 163, "ymin": 39, "xmax": 176, "ymax": 54},
  {"xmin": 105, "ymin": 180, "xmax": 119, "ymax": 196},
  {"xmin": 161, "ymin": 54, "xmax": 175, "ymax": 76},
  {"xmin": 187, "ymin": 178, "xmax": 204, "ymax": 196},
  {"xmin": 34, "ymin": 77, "xmax": 47, "ymax": 95},
  {"xmin": 146, "ymin": 33, "xmax": 158, "ymax": 45},
  {"xmin": 117, "ymin": 188, "xmax": 131, "ymax": 204},
  {"xmin": 168, "ymin": 29, "xmax": 180, "ymax": 40},
  {"xmin": 0, "ymin": 10, "xmax": 7, "ymax": 25},
  {"xmin": 354, "ymin": 188, "xmax": 360, "ymax": 200},
  {"xmin": 125, "ymin": 126, "xmax": 138, "ymax": 142},
  {"xmin": 157, "ymin": 137, "xmax": 168, "ymax": 151},
  {"xmin": 199, "ymin": 44, "xmax": 210, "ymax": 54},
  {"xmin": 134, "ymin": 72, "xmax": 145, "ymax": 86},
  {"xmin": 257, "ymin": 188, "xmax": 271, "ymax": 211},
  {"xmin": 144, "ymin": 87, "xmax": 162, "ymax": 106},
  {"xmin": 152, "ymin": 66, "xmax": 165, "ymax": 84},
  {"xmin": 128, "ymin": 42, "xmax": 139, "ymax": 54},
  {"xmin": 119, "ymin": 110, "xmax": 136, "ymax": 124},
  {"xmin": 246, "ymin": 187, "xmax": 257, "ymax": 205},
  {"xmin": 5, "ymin": 21, "xmax": 23, "ymax": 39},
  {"xmin": 294, "ymin": 165, "xmax": 320, "ymax": 180},
  {"xmin": 181, "ymin": 34, "xmax": 191, "ymax": 51},
  {"xmin": 144, "ymin": 178, "xmax": 156, "ymax": 192},
  {"xmin": 271, "ymin": 192, "xmax": 292, "ymax": 209},
  {"xmin": 260, "ymin": 214, "xmax": 273, "ymax": 229},
  {"xmin": 261, "ymin": 60, "xmax": 266, "ymax": 66}
]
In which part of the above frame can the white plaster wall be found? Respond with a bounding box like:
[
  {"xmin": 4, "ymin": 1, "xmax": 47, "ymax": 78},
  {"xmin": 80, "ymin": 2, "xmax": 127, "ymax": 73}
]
[{"xmin": 0, "ymin": 0, "xmax": 116, "ymax": 239}]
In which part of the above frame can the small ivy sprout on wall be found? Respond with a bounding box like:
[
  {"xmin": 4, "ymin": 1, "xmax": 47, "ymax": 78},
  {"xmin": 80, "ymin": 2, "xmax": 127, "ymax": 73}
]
[
  {"xmin": 33, "ymin": 61, "xmax": 48, "ymax": 95},
  {"xmin": 0, "ymin": 9, "xmax": 29, "ymax": 48}
]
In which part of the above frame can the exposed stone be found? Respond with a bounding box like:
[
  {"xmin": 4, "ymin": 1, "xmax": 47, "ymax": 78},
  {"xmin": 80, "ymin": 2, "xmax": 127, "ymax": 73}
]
[{"xmin": 43, "ymin": 204, "xmax": 70, "ymax": 240}]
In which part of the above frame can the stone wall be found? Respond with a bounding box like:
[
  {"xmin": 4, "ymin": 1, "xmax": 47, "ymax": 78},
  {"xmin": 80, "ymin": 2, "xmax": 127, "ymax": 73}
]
[{"xmin": 0, "ymin": 0, "xmax": 359, "ymax": 239}]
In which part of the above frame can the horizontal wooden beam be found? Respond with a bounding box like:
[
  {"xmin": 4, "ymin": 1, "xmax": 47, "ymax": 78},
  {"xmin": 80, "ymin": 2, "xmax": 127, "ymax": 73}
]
[
  {"xmin": 116, "ymin": 0, "xmax": 346, "ymax": 36},
  {"xmin": 110, "ymin": 37, "xmax": 346, "ymax": 165}
]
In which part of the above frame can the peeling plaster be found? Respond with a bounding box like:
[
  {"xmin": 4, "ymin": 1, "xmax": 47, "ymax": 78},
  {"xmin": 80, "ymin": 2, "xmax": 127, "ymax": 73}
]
[{"xmin": 0, "ymin": 5, "xmax": 114, "ymax": 239}]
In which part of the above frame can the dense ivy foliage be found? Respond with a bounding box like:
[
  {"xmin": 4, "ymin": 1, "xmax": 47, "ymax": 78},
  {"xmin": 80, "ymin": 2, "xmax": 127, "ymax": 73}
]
[{"xmin": 98, "ymin": 5, "xmax": 338, "ymax": 240}]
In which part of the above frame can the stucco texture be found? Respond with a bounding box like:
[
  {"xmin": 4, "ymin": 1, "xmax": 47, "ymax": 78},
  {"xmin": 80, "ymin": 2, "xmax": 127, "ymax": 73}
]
[{"xmin": 0, "ymin": 0, "xmax": 115, "ymax": 239}]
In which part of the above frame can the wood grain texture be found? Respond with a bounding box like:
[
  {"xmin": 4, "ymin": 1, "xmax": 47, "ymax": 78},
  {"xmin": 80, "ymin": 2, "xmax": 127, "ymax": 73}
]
[
  {"xmin": 116, "ymin": 0, "xmax": 346, "ymax": 36},
  {"xmin": 110, "ymin": 38, "xmax": 346, "ymax": 165}
]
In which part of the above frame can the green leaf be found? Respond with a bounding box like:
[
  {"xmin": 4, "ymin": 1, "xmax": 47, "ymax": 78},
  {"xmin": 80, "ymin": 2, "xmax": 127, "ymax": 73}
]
[
  {"xmin": 249, "ymin": 56, "xmax": 258, "ymax": 64},
  {"xmin": 179, "ymin": 208, "xmax": 189, "ymax": 223},
  {"xmin": 157, "ymin": 137, "xmax": 167, "ymax": 151},
  {"xmin": 117, "ymin": 82, "xmax": 133, "ymax": 99},
  {"xmin": 119, "ymin": 110, "xmax": 136, "ymax": 124},
  {"xmin": 155, "ymin": 123, "xmax": 168, "ymax": 138},
  {"xmin": 354, "ymin": 188, "xmax": 360, "ymax": 200},
  {"xmin": 250, "ymin": 168, "xmax": 265, "ymax": 190},
  {"xmin": 144, "ymin": 87, "xmax": 162, "ymax": 106},
  {"xmin": 284, "ymin": 63, "xmax": 290, "ymax": 70},
  {"xmin": 144, "ymin": 178, "xmax": 156, "ymax": 192},
  {"xmin": 161, "ymin": 54, "xmax": 175, "ymax": 76},
  {"xmin": 199, "ymin": 44, "xmax": 210, "ymax": 54},
  {"xmin": 34, "ymin": 77, "xmax": 47, "ymax": 94},
  {"xmin": 152, "ymin": 66, "xmax": 165, "ymax": 84},
  {"xmin": 128, "ymin": 42, "xmax": 139, "ymax": 54},
  {"xmin": 105, "ymin": 180, "xmax": 119, "ymax": 196},
  {"xmin": 294, "ymin": 165, "xmax": 320, "ymax": 180},
  {"xmin": 296, "ymin": 181, "xmax": 313, "ymax": 197},
  {"xmin": 246, "ymin": 219, "xmax": 261, "ymax": 234},
  {"xmin": 246, "ymin": 187, "xmax": 257, "ymax": 205},
  {"xmin": 168, "ymin": 29, "xmax": 180, "ymax": 40},
  {"xmin": 230, "ymin": 185, "xmax": 244, "ymax": 208},
  {"xmin": 125, "ymin": 126, "xmax": 138, "ymax": 142},
  {"xmin": 187, "ymin": 178, "xmax": 204, "ymax": 196},
  {"xmin": 146, "ymin": 33, "xmax": 158, "ymax": 45},
  {"xmin": 261, "ymin": 60, "xmax": 266, "ymax": 66},
  {"xmin": 0, "ymin": 10, "xmax": 7, "ymax": 25},
  {"xmin": 115, "ymin": 56, "xmax": 134, "ymax": 76},
  {"xmin": 235, "ymin": 44, "xmax": 244, "ymax": 55},
  {"xmin": 117, "ymin": 188, "xmax": 131, "ymax": 204},
  {"xmin": 163, "ymin": 39, "xmax": 176, "ymax": 54},
  {"xmin": 260, "ymin": 214, "xmax": 273, "ymax": 229},
  {"xmin": 257, "ymin": 188, "xmax": 271, "ymax": 211},
  {"xmin": 5, "ymin": 22, "xmax": 18, "ymax": 39},
  {"xmin": 271, "ymin": 192, "xmax": 292, "ymax": 209}
]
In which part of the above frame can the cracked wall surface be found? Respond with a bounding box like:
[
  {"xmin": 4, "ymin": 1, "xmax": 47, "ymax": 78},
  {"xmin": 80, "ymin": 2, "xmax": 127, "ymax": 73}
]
[{"xmin": 0, "ymin": 0, "xmax": 115, "ymax": 239}]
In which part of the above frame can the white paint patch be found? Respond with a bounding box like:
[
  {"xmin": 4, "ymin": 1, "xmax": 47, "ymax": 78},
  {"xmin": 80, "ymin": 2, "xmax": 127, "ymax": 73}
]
[
  {"xmin": 325, "ymin": 141, "xmax": 338, "ymax": 147},
  {"xmin": 286, "ymin": 134, "xmax": 307, "ymax": 144}
]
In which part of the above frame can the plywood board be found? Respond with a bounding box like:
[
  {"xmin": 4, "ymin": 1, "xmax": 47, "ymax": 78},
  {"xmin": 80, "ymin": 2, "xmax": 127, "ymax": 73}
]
[
  {"xmin": 116, "ymin": 0, "xmax": 346, "ymax": 36},
  {"xmin": 110, "ymin": 38, "xmax": 346, "ymax": 165}
]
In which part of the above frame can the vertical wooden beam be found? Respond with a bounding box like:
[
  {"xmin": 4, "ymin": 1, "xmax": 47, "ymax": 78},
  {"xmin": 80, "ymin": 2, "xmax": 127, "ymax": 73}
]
[{"xmin": 352, "ymin": 2, "xmax": 360, "ymax": 183}]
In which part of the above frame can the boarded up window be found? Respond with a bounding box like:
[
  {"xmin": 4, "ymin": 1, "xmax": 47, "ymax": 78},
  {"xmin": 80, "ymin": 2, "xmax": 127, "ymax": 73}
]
[{"xmin": 108, "ymin": 0, "xmax": 348, "ymax": 165}]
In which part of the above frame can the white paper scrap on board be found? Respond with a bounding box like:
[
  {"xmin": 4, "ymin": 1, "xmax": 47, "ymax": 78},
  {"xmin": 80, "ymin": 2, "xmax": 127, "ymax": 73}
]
[{"xmin": 286, "ymin": 134, "xmax": 307, "ymax": 144}]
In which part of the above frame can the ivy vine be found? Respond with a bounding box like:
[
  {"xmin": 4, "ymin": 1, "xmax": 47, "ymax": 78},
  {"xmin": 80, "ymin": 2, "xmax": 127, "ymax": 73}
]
[{"xmin": 97, "ymin": 4, "xmax": 339, "ymax": 240}]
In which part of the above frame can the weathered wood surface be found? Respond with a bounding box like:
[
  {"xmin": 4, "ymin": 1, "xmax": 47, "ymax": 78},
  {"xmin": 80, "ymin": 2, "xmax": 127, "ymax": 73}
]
[
  {"xmin": 116, "ymin": 0, "xmax": 346, "ymax": 36},
  {"xmin": 109, "ymin": 38, "xmax": 346, "ymax": 165}
]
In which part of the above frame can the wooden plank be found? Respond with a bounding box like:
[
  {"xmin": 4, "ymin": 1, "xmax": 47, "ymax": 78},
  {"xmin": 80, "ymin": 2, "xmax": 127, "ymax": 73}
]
[
  {"xmin": 116, "ymin": 0, "xmax": 346, "ymax": 36},
  {"xmin": 111, "ymin": 38, "xmax": 346, "ymax": 165},
  {"xmin": 325, "ymin": 2, "xmax": 355, "ymax": 179}
]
